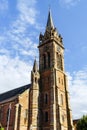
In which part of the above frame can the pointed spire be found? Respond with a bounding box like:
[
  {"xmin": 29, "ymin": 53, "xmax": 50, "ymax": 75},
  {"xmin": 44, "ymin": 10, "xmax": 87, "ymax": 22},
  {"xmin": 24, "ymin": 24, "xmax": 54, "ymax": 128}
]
[
  {"xmin": 33, "ymin": 59, "xmax": 38, "ymax": 72},
  {"xmin": 46, "ymin": 9, "xmax": 54, "ymax": 30}
]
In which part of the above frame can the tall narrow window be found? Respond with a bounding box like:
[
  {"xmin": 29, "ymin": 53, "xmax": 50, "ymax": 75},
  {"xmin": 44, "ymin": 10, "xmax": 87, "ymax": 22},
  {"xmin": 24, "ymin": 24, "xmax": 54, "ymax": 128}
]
[
  {"xmin": 61, "ymin": 94, "xmax": 63, "ymax": 105},
  {"xmin": 56, "ymin": 52, "xmax": 59, "ymax": 68},
  {"xmin": 56, "ymin": 53, "xmax": 63, "ymax": 70},
  {"xmin": 7, "ymin": 108, "xmax": 9, "ymax": 122},
  {"xmin": 60, "ymin": 55, "xmax": 63, "ymax": 70},
  {"xmin": 48, "ymin": 52, "xmax": 50, "ymax": 67},
  {"xmin": 24, "ymin": 109, "xmax": 28, "ymax": 119},
  {"xmin": 7, "ymin": 104, "xmax": 11, "ymax": 122},
  {"xmin": 35, "ymin": 77, "xmax": 38, "ymax": 83},
  {"xmin": 0, "ymin": 107, "xmax": 2, "ymax": 122},
  {"xmin": 62, "ymin": 115, "xmax": 65, "ymax": 123},
  {"xmin": 62, "ymin": 79, "xmax": 63, "ymax": 85},
  {"xmin": 43, "ymin": 54, "xmax": 46, "ymax": 69},
  {"xmin": 24, "ymin": 109, "xmax": 28, "ymax": 124},
  {"xmin": 59, "ymin": 77, "xmax": 60, "ymax": 83},
  {"xmin": 45, "ymin": 111, "xmax": 48, "ymax": 122},
  {"xmin": 45, "ymin": 93, "xmax": 48, "ymax": 104}
]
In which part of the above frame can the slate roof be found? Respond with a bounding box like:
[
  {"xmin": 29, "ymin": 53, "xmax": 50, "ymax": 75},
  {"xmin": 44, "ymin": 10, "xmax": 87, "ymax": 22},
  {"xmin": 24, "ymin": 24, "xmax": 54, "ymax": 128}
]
[{"xmin": 0, "ymin": 84, "xmax": 31, "ymax": 102}]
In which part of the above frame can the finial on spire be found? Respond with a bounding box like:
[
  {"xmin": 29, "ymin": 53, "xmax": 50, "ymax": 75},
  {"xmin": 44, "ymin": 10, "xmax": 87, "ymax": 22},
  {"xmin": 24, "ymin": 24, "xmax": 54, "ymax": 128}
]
[{"xmin": 46, "ymin": 9, "xmax": 54, "ymax": 30}]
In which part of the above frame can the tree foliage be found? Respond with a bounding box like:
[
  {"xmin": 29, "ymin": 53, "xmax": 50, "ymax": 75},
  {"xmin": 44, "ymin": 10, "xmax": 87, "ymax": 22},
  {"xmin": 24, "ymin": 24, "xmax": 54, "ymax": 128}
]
[{"xmin": 76, "ymin": 115, "xmax": 87, "ymax": 130}]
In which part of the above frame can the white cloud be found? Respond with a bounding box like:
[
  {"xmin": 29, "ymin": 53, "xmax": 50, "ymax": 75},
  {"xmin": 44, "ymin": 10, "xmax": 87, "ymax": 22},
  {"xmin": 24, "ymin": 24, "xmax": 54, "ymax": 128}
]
[
  {"xmin": 59, "ymin": 0, "xmax": 80, "ymax": 7},
  {"xmin": 0, "ymin": 0, "xmax": 41, "ymax": 94},
  {"xmin": 0, "ymin": 55, "xmax": 32, "ymax": 93},
  {"xmin": 17, "ymin": 0, "xmax": 37, "ymax": 25},
  {"xmin": 8, "ymin": 0, "xmax": 38, "ymax": 43},
  {"xmin": 0, "ymin": 36, "xmax": 6, "ymax": 45},
  {"xmin": 68, "ymin": 67, "xmax": 87, "ymax": 119},
  {"xmin": 0, "ymin": 0, "xmax": 8, "ymax": 13},
  {"xmin": 0, "ymin": 49, "xmax": 10, "ymax": 56},
  {"xmin": 0, "ymin": 0, "xmax": 39, "ymax": 59}
]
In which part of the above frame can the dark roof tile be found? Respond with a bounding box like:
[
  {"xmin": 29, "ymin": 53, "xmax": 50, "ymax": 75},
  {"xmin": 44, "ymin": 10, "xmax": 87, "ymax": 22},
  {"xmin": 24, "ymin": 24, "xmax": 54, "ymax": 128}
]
[{"xmin": 0, "ymin": 84, "xmax": 31, "ymax": 102}]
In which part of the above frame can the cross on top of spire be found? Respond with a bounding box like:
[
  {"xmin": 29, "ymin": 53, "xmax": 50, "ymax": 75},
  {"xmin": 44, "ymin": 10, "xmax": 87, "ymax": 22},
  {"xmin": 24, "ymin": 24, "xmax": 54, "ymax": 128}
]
[{"xmin": 46, "ymin": 9, "xmax": 54, "ymax": 30}]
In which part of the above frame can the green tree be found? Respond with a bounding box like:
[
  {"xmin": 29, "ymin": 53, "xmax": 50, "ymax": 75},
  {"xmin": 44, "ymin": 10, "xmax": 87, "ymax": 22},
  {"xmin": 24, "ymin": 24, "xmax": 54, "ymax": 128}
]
[
  {"xmin": 0, "ymin": 128, "xmax": 4, "ymax": 130},
  {"xmin": 76, "ymin": 115, "xmax": 87, "ymax": 130},
  {"xmin": 0, "ymin": 126, "xmax": 4, "ymax": 130}
]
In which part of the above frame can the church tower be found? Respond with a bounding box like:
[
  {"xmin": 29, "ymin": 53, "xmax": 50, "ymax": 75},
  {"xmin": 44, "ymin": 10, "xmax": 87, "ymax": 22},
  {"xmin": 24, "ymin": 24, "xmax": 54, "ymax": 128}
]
[{"xmin": 38, "ymin": 10, "xmax": 73, "ymax": 130}]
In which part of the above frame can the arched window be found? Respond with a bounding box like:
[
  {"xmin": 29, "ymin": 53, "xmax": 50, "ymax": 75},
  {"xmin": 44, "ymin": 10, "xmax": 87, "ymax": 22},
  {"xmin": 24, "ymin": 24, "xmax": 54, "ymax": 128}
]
[
  {"xmin": 43, "ymin": 54, "xmax": 46, "ymax": 69},
  {"xmin": 48, "ymin": 52, "xmax": 50, "ymax": 67}
]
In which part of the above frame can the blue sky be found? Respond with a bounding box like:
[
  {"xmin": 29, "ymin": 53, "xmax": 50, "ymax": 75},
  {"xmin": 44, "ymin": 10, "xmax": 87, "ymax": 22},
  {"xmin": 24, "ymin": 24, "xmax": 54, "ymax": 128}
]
[{"xmin": 0, "ymin": 0, "xmax": 87, "ymax": 119}]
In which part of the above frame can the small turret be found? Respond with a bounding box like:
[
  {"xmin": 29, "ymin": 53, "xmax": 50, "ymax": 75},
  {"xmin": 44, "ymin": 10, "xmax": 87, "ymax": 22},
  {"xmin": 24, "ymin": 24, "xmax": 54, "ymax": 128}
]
[
  {"xmin": 30, "ymin": 59, "xmax": 40, "ymax": 129},
  {"xmin": 31, "ymin": 59, "xmax": 40, "ymax": 85},
  {"xmin": 33, "ymin": 59, "xmax": 38, "ymax": 73}
]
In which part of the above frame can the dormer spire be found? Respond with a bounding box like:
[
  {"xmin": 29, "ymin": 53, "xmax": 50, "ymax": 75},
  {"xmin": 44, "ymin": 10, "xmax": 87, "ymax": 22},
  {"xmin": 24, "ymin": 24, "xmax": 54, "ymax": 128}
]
[
  {"xmin": 33, "ymin": 59, "xmax": 38, "ymax": 72},
  {"xmin": 46, "ymin": 9, "xmax": 54, "ymax": 30}
]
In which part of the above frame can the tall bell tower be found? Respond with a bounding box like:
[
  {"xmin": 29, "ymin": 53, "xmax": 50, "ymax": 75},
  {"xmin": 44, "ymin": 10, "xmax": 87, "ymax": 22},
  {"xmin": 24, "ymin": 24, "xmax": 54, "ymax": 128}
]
[{"xmin": 38, "ymin": 10, "xmax": 73, "ymax": 130}]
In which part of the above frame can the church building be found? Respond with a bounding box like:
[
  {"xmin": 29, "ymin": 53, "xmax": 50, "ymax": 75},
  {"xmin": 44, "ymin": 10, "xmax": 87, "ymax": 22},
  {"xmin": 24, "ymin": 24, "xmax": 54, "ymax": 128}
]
[{"xmin": 0, "ymin": 10, "xmax": 73, "ymax": 130}]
